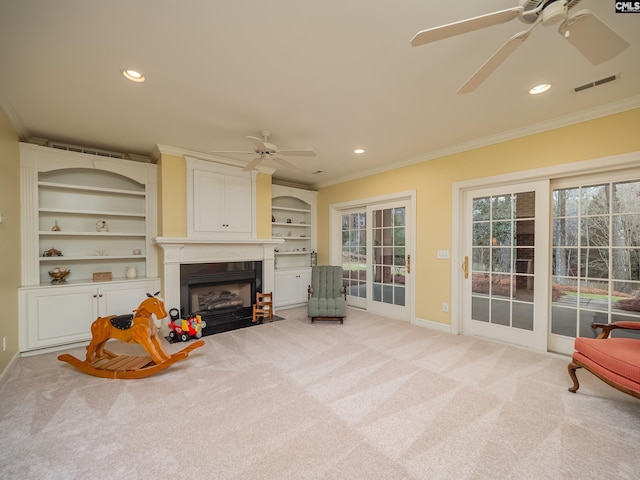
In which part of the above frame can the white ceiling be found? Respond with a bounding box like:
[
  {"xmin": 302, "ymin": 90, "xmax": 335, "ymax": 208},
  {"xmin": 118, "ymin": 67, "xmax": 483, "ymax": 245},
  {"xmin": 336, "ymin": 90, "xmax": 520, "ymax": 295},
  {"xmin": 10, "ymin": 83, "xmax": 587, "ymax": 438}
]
[{"xmin": 1, "ymin": 0, "xmax": 639, "ymax": 188}]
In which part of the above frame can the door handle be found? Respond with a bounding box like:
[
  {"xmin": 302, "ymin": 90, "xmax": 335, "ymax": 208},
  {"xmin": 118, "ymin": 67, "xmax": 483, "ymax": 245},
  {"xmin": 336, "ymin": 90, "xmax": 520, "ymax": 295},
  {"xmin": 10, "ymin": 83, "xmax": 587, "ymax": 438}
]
[
  {"xmin": 406, "ymin": 254, "xmax": 410, "ymax": 274},
  {"xmin": 462, "ymin": 256, "xmax": 469, "ymax": 279}
]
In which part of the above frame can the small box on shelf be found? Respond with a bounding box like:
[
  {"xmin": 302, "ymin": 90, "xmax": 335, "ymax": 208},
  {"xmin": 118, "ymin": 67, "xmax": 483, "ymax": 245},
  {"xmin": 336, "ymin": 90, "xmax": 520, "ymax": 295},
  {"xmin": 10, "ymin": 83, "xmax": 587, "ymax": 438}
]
[{"xmin": 93, "ymin": 271, "xmax": 112, "ymax": 282}]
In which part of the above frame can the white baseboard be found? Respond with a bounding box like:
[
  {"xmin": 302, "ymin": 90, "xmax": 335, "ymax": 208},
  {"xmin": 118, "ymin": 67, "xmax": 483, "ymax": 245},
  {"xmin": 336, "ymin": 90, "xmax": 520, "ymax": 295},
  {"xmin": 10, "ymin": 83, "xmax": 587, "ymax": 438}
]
[{"xmin": 413, "ymin": 317, "xmax": 454, "ymax": 334}]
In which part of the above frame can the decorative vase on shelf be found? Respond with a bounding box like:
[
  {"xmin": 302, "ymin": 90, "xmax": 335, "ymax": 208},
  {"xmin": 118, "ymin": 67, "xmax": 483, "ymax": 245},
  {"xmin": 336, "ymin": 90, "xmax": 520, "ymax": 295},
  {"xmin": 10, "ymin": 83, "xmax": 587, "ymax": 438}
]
[{"xmin": 125, "ymin": 266, "xmax": 138, "ymax": 279}]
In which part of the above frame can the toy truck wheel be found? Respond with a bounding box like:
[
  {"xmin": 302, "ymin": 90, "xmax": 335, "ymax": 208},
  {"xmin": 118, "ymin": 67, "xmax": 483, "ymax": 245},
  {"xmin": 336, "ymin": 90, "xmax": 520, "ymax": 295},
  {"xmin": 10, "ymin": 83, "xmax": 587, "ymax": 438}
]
[
  {"xmin": 180, "ymin": 333, "xmax": 189, "ymax": 342},
  {"xmin": 169, "ymin": 331, "xmax": 177, "ymax": 341}
]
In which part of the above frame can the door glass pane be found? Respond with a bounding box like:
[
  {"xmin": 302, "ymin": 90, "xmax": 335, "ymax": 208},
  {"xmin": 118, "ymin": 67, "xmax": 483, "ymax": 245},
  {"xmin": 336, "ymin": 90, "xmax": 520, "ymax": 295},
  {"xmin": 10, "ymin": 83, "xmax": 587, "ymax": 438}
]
[
  {"xmin": 552, "ymin": 179, "xmax": 640, "ymax": 338},
  {"xmin": 471, "ymin": 192, "xmax": 535, "ymax": 331},
  {"xmin": 341, "ymin": 211, "xmax": 366, "ymax": 299},
  {"xmin": 372, "ymin": 206, "xmax": 405, "ymax": 306}
]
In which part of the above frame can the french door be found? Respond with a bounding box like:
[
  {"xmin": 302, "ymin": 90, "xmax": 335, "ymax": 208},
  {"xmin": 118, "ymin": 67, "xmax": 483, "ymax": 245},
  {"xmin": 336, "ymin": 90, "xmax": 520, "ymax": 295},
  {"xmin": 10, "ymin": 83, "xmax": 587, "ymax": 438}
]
[
  {"xmin": 335, "ymin": 195, "xmax": 413, "ymax": 321},
  {"xmin": 370, "ymin": 201, "xmax": 410, "ymax": 320},
  {"xmin": 461, "ymin": 181, "xmax": 549, "ymax": 350}
]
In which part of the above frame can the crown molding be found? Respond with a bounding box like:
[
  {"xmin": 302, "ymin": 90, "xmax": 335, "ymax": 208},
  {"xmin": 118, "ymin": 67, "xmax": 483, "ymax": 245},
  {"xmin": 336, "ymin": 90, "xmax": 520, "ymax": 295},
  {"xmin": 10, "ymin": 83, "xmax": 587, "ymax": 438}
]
[{"xmin": 312, "ymin": 96, "xmax": 640, "ymax": 189}]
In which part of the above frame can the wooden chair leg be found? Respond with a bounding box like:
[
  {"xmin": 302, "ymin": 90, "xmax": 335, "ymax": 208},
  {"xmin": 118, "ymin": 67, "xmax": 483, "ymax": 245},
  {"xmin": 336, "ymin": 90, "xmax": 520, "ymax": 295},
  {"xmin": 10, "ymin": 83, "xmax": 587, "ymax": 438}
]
[{"xmin": 568, "ymin": 360, "xmax": 581, "ymax": 393}]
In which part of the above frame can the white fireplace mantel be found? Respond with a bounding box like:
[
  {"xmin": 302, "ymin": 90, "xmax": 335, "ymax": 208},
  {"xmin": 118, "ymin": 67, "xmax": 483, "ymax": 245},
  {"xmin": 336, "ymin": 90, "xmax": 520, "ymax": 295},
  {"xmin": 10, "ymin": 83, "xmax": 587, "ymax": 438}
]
[{"xmin": 155, "ymin": 237, "xmax": 283, "ymax": 324}]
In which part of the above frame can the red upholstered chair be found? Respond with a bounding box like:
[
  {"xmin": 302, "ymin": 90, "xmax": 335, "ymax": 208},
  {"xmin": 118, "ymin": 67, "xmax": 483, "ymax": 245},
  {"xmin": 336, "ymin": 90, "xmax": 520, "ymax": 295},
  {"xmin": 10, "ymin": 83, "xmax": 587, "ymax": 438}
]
[{"xmin": 568, "ymin": 321, "xmax": 640, "ymax": 399}]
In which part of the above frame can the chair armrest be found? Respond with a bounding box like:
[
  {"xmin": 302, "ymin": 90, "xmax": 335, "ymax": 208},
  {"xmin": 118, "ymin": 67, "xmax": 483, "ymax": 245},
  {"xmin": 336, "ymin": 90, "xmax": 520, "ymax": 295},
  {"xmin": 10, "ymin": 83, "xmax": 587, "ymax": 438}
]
[{"xmin": 591, "ymin": 321, "xmax": 640, "ymax": 339}]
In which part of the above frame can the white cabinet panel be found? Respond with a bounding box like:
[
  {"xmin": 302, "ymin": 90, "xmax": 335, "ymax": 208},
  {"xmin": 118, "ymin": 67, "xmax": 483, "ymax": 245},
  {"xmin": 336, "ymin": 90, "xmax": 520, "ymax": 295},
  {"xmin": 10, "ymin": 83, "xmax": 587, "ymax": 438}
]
[
  {"xmin": 19, "ymin": 278, "xmax": 161, "ymax": 352},
  {"xmin": 275, "ymin": 268, "xmax": 311, "ymax": 308},
  {"xmin": 187, "ymin": 157, "xmax": 254, "ymax": 238}
]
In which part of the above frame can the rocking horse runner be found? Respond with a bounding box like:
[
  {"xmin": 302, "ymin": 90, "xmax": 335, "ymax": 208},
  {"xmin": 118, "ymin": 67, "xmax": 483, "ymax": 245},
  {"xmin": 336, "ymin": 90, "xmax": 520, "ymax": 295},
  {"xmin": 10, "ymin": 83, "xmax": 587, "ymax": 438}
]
[{"xmin": 58, "ymin": 292, "xmax": 204, "ymax": 379}]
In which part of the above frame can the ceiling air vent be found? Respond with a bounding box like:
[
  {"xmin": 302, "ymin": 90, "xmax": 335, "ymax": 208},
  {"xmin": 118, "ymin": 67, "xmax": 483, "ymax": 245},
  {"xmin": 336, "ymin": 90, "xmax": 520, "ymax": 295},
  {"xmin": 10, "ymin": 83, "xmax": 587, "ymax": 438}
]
[
  {"xmin": 574, "ymin": 74, "xmax": 619, "ymax": 93},
  {"xmin": 47, "ymin": 141, "xmax": 127, "ymax": 159}
]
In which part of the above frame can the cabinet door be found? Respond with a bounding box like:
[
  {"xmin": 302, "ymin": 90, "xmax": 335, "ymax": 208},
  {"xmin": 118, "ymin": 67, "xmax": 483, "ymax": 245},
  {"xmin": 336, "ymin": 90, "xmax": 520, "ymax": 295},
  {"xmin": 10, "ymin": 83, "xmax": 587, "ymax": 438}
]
[
  {"xmin": 193, "ymin": 170, "xmax": 226, "ymax": 232},
  {"xmin": 274, "ymin": 271, "xmax": 300, "ymax": 307},
  {"xmin": 98, "ymin": 279, "xmax": 161, "ymax": 318},
  {"xmin": 192, "ymin": 170, "xmax": 252, "ymax": 233},
  {"xmin": 224, "ymin": 175, "xmax": 252, "ymax": 232},
  {"xmin": 22, "ymin": 285, "xmax": 98, "ymax": 350},
  {"xmin": 274, "ymin": 269, "xmax": 311, "ymax": 307}
]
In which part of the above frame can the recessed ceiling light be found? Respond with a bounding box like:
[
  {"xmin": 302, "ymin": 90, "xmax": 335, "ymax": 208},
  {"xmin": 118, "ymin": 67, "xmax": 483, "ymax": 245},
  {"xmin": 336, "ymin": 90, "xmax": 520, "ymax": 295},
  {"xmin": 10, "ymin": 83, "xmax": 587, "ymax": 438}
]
[
  {"xmin": 354, "ymin": 148, "xmax": 365, "ymax": 154},
  {"xmin": 529, "ymin": 83, "xmax": 551, "ymax": 95},
  {"xmin": 122, "ymin": 69, "xmax": 146, "ymax": 83}
]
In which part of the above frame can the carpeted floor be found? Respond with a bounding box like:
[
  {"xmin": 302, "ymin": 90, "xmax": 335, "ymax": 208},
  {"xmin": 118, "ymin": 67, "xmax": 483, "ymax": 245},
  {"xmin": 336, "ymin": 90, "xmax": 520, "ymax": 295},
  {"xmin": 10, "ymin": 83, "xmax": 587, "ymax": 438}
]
[{"xmin": 1, "ymin": 306, "xmax": 638, "ymax": 479}]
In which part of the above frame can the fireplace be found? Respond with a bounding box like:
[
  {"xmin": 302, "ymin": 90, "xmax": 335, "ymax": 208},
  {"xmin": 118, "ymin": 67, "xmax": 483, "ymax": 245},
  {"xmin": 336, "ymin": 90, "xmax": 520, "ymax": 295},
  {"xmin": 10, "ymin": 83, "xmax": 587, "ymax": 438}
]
[
  {"xmin": 180, "ymin": 261, "xmax": 262, "ymax": 336},
  {"xmin": 155, "ymin": 237, "xmax": 282, "ymax": 336}
]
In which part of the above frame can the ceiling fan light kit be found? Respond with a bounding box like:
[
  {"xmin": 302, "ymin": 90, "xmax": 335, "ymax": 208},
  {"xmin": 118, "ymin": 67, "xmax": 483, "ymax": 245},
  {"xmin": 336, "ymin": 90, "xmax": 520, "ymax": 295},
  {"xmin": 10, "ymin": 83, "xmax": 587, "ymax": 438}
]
[{"xmin": 411, "ymin": 0, "xmax": 629, "ymax": 93}]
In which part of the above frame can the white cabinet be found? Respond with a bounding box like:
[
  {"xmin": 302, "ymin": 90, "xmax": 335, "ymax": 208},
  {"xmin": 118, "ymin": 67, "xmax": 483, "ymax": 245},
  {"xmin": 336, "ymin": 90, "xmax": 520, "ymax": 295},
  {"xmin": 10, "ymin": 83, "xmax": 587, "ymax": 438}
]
[
  {"xmin": 187, "ymin": 157, "xmax": 255, "ymax": 238},
  {"xmin": 274, "ymin": 269, "xmax": 311, "ymax": 308},
  {"xmin": 19, "ymin": 278, "xmax": 160, "ymax": 352},
  {"xmin": 19, "ymin": 142, "xmax": 159, "ymax": 352}
]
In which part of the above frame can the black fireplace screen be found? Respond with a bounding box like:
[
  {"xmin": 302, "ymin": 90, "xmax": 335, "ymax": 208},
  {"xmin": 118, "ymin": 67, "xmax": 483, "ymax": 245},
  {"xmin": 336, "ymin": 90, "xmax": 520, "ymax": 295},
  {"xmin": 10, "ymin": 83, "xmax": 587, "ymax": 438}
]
[{"xmin": 179, "ymin": 261, "xmax": 262, "ymax": 320}]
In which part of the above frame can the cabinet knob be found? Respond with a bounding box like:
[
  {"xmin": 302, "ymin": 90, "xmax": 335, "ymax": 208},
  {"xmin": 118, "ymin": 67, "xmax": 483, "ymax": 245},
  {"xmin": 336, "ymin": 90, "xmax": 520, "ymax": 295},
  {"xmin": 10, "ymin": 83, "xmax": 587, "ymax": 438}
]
[
  {"xmin": 99, "ymin": 294, "xmax": 103, "ymax": 297},
  {"xmin": 93, "ymin": 294, "xmax": 98, "ymax": 298}
]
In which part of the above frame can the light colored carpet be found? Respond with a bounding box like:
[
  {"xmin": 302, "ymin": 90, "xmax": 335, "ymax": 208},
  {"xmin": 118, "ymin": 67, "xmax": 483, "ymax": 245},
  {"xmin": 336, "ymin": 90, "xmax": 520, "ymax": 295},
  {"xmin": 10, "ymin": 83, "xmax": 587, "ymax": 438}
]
[{"xmin": 1, "ymin": 307, "xmax": 638, "ymax": 480}]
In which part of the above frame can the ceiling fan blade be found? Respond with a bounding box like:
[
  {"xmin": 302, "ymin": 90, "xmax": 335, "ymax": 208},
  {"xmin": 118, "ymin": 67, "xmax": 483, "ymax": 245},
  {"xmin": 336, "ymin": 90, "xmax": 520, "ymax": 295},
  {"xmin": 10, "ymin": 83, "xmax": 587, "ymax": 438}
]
[
  {"xmin": 278, "ymin": 149, "xmax": 317, "ymax": 157},
  {"xmin": 210, "ymin": 150, "xmax": 255, "ymax": 155},
  {"xmin": 457, "ymin": 22, "xmax": 538, "ymax": 94},
  {"xmin": 558, "ymin": 10, "xmax": 630, "ymax": 65},
  {"xmin": 411, "ymin": 6, "xmax": 523, "ymax": 47},
  {"xmin": 242, "ymin": 156, "xmax": 263, "ymax": 172},
  {"xmin": 247, "ymin": 135, "xmax": 268, "ymax": 152},
  {"xmin": 272, "ymin": 156, "xmax": 303, "ymax": 170}
]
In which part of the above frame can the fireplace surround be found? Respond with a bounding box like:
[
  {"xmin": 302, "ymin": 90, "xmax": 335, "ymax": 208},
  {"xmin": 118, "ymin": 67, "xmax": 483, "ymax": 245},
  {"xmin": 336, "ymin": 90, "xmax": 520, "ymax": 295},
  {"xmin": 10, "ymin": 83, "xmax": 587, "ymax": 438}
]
[{"xmin": 155, "ymin": 237, "xmax": 282, "ymax": 334}]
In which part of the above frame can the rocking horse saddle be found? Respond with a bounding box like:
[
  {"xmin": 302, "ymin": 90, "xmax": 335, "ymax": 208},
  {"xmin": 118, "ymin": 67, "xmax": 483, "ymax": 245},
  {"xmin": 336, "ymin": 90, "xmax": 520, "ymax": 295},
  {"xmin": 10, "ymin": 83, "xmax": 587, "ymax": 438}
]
[{"xmin": 109, "ymin": 314, "xmax": 135, "ymax": 330}]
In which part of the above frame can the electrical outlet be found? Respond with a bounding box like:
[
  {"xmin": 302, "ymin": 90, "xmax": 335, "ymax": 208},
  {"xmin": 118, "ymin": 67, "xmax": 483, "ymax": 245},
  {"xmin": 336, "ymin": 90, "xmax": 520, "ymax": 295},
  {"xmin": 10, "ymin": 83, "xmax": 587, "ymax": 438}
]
[
  {"xmin": 2, "ymin": 336, "xmax": 6, "ymax": 352},
  {"xmin": 442, "ymin": 303, "xmax": 449, "ymax": 312}
]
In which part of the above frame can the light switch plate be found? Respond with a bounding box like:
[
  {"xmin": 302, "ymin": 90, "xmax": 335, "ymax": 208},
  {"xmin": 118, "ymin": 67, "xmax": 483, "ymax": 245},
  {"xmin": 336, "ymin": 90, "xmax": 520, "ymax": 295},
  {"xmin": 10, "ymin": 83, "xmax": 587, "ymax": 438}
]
[{"xmin": 437, "ymin": 250, "xmax": 450, "ymax": 259}]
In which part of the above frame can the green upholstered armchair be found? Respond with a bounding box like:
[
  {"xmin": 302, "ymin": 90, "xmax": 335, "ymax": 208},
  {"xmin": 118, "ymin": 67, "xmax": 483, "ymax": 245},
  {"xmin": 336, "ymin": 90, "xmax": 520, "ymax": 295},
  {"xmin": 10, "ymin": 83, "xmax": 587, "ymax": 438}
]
[{"xmin": 307, "ymin": 266, "xmax": 347, "ymax": 323}]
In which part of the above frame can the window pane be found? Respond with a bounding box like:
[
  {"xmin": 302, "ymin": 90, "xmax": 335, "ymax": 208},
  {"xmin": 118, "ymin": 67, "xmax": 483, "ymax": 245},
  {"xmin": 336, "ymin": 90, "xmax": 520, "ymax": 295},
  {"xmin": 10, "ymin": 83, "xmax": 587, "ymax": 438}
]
[
  {"xmin": 492, "ymin": 221, "xmax": 512, "ymax": 246},
  {"xmin": 581, "ymin": 184, "xmax": 609, "ymax": 215},
  {"xmin": 492, "ymin": 195, "xmax": 512, "ymax": 220},
  {"xmin": 553, "ymin": 188, "xmax": 579, "ymax": 217},
  {"xmin": 553, "ymin": 218, "xmax": 579, "ymax": 246},
  {"xmin": 613, "ymin": 180, "xmax": 640, "ymax": 214},
  {"xmin": 553, "ymin": 248, "xmax": 578, "ymax": 277},
  {"xmin": 473, "ymin": 222, "xmax": 491, "ymax": 246},
  {"xmin": 514, "ymin": 191, "xmax": 535, "ymax": 218},
  {"xmin": 473, "ymin": 197, "xmax": 490, "ymax": 221}
]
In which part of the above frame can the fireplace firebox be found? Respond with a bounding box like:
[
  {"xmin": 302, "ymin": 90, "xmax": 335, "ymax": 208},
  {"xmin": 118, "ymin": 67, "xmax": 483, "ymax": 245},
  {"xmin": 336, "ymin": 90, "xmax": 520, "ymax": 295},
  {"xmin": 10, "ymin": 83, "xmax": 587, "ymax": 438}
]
[{"xmin": 180, "ymin": 261, "xmax": 262, "ymax": 336}]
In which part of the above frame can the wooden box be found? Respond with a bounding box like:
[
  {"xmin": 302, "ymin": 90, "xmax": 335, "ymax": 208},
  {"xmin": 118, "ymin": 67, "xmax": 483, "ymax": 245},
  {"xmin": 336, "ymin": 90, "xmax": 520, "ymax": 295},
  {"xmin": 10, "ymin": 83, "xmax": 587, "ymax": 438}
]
[{"xmin": 93, "ymin": 272, "xmax": 112, "ymax": 282}]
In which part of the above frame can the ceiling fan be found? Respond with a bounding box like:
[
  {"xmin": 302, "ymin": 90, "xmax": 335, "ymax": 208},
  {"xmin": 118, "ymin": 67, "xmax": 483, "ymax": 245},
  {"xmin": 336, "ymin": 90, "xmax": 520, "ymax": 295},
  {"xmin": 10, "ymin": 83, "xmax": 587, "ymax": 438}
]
[
  {"xmin": 211, "ymin": 130, "xmax": 316, "ymax": 172},
  {"xmin": 410, "ymin": 0, "xmax": 629, "ymax": 94}
]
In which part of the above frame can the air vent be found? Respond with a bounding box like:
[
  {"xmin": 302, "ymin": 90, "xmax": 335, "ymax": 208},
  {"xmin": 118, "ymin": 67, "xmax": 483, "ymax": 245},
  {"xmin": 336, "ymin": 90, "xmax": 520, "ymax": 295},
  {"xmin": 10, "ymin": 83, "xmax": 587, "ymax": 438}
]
[
  {"xmin": 574, "ymin": 74, "xmax": 619, "ymax": 93},
  {"xmin": 47, "ymin": 141, "xmax": 127, "ymax": 159},
  {"xmin": 31, "ymin": 140, "xmax": 153, "ymax": 162}
]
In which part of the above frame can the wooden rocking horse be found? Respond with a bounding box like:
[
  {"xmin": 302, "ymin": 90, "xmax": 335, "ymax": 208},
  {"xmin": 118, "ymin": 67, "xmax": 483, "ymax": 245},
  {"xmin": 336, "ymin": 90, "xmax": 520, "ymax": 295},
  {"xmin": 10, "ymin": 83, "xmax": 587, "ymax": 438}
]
[{"xmin": 58, "ymin": 292, "xmax": 204, "ymax": 379}]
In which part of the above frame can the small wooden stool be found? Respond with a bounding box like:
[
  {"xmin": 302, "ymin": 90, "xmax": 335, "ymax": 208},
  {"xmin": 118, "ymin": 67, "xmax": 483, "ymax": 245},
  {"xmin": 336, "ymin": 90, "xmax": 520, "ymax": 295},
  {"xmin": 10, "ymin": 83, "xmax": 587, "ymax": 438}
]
[{"xmin": 252, "ymin": 292, "xmax": 273, "ymax": 323}]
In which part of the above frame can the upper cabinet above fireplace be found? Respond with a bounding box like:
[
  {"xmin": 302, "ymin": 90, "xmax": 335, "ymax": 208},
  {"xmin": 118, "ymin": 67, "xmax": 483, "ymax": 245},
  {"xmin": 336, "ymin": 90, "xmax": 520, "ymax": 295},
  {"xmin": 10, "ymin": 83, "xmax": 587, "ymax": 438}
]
[{"xmin": 186, "ymin": 157, "xmax": 256, "ymax": 239}]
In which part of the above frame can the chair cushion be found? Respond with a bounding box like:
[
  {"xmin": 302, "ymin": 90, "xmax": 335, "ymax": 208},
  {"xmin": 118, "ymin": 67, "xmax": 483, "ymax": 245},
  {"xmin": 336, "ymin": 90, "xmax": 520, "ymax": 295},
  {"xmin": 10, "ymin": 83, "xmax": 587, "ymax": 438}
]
[{"xmin": 574, "ymin": 337, "xmax": 640, "ymax": 384}]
